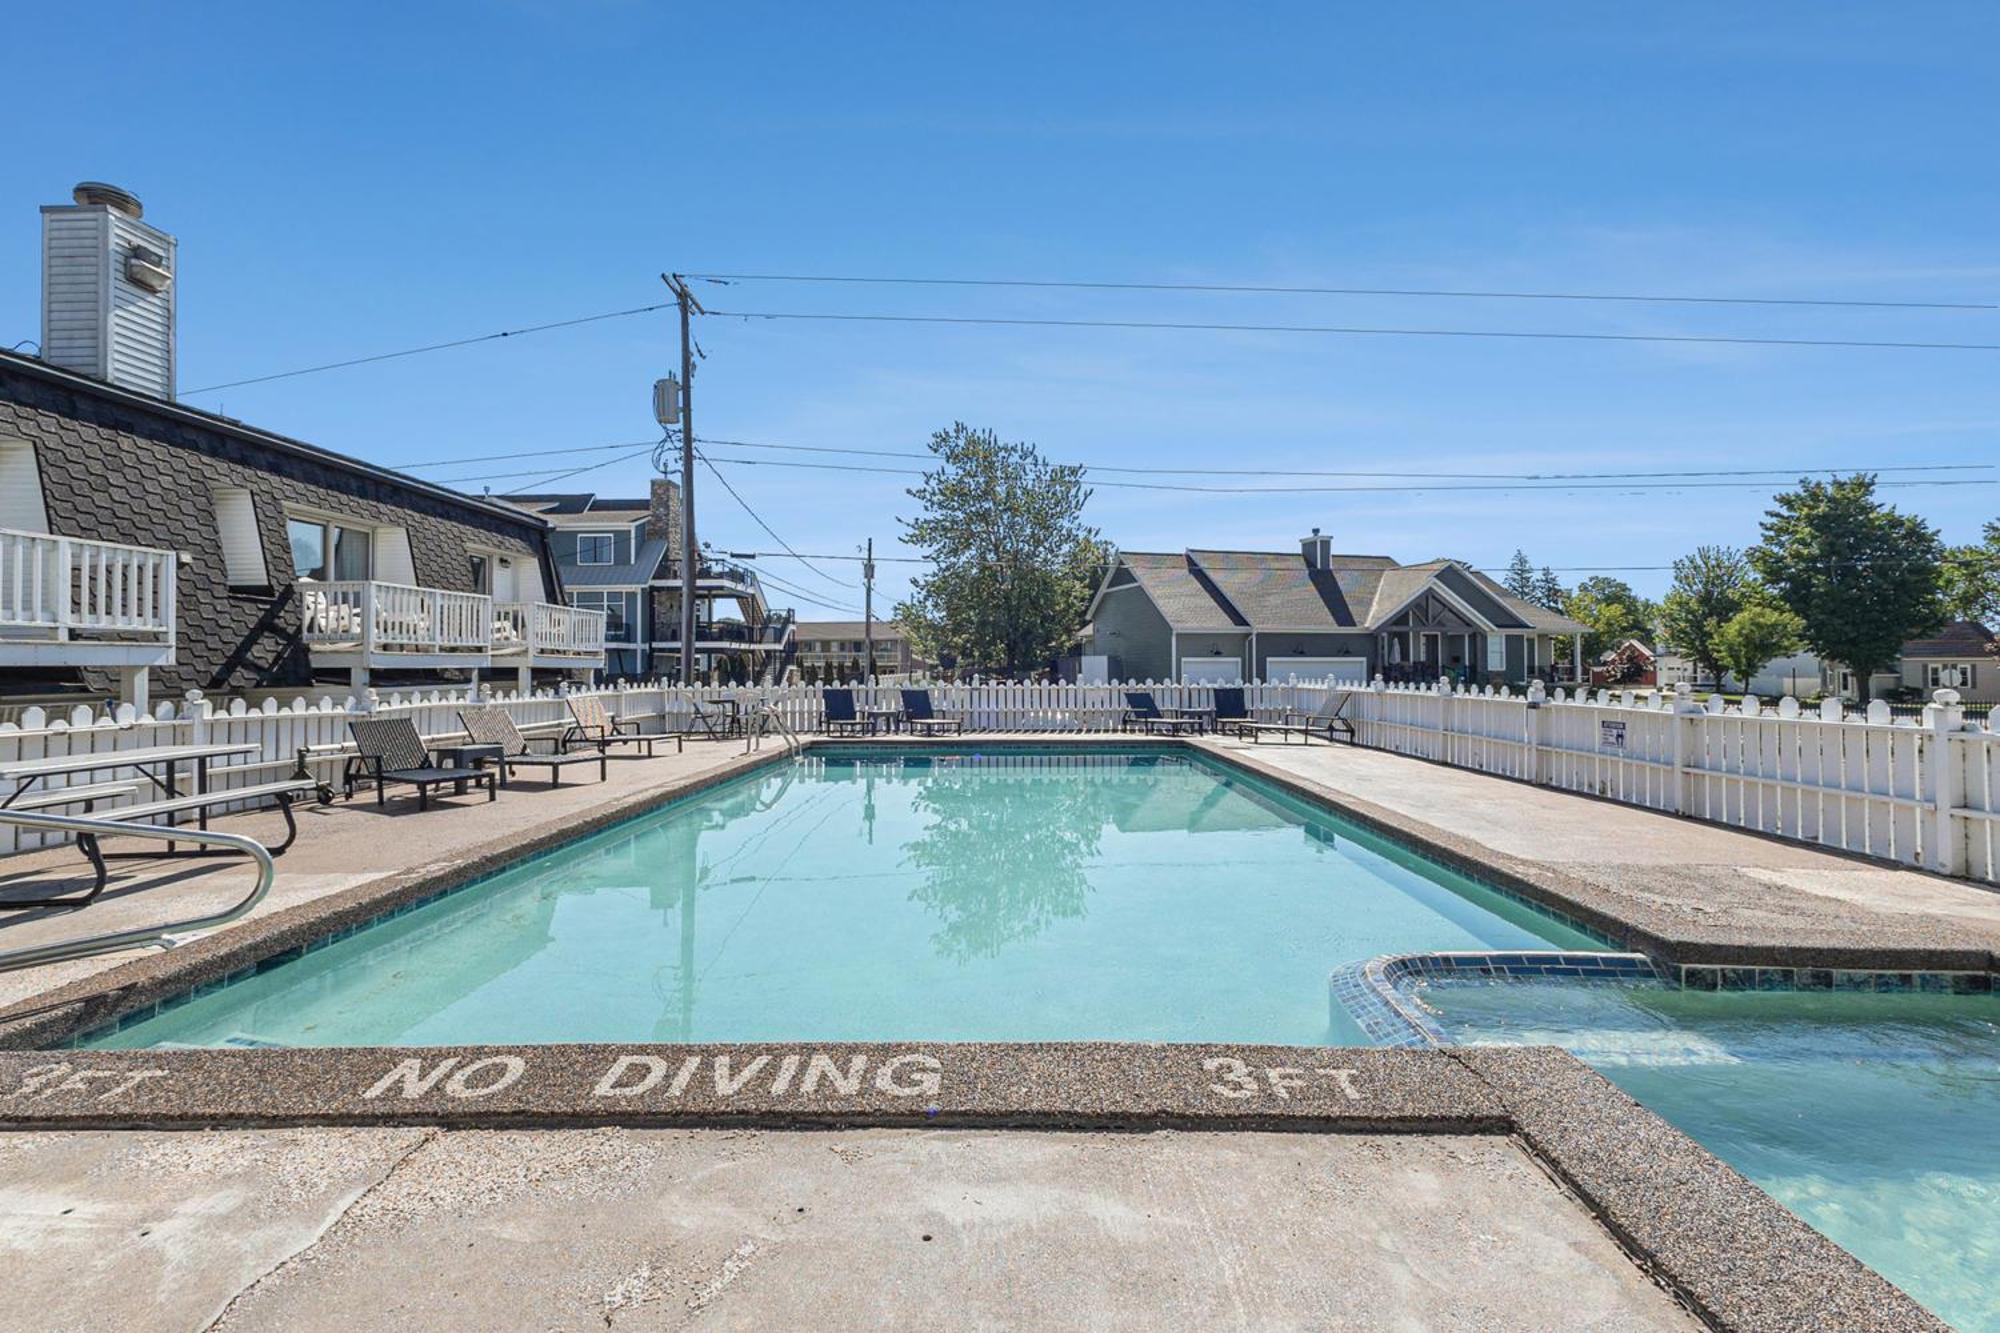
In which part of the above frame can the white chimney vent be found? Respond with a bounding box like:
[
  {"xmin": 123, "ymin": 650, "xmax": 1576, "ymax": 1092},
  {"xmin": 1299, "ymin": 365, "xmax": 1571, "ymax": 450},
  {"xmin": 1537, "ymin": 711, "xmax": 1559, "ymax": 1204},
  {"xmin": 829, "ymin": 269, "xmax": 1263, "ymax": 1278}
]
[
  {"xmin": 41, "ymin": 181, "xmax": 177, "ymax": 399},
  {"xmin": 1301, "ymin": 528, "xmax": 1332, "ymax": 570}
]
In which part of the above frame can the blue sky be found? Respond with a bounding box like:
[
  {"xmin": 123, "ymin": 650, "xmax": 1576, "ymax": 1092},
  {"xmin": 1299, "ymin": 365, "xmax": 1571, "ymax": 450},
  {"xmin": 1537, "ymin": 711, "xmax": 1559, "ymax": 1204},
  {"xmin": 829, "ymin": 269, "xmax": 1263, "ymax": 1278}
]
[{"xmin": 4, "ymin": 3, "xmax": 1996, "ymax": 617}]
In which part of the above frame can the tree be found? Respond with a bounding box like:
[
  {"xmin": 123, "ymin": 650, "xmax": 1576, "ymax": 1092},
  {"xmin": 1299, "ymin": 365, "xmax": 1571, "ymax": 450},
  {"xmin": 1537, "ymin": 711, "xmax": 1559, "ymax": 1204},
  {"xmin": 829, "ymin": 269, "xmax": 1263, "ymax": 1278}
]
[
  {"xmin": 894, "ymin": 423, "xmax": 1108, "ymax": 677},
  {"xmin": 1503, "ymin": 550, "xmax": 1536, "ymax": 600},
  {"xmin": 1750, "ymin": 475, "xmax": 1943, "ymax": 703},
  {"xmin": 1939, "ymin": 520, "xmax": 2000, "ymax": 626},
  {"xmin": 1712, "ymin": 604, "xmax": 1803, "ymax": 693},
  {"xmin": 1561, "ymin": 576, "xmax": 1658, "ymax": 660},
  {"xmin": 1533, "ymin": 566, "xmax": 1566, "ymax": 611},
  {"xmin": 1657, "ymin": 545, "xmax": 1754, "ymax": 686}
]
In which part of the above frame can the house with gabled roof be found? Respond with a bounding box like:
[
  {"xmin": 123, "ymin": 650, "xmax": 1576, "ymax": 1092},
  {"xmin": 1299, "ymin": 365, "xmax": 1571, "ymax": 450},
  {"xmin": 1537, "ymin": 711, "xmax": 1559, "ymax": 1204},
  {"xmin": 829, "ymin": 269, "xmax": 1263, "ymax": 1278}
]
[{"xmin": 1082, "ymin": 530, "xmax": 1587, "ymax": 685}]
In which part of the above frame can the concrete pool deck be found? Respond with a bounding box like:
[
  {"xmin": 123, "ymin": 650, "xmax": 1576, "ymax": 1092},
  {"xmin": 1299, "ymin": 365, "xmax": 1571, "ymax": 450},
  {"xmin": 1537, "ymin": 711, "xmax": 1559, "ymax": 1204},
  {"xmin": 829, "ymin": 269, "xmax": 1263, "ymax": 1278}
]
[
  {"xmin": 0, "ymin": 731, "xmax": 1988, "ymax": 1330},
  {"xmin": 4, "ymin": 1125, "xmax": 1701, "ymax": 1331}
]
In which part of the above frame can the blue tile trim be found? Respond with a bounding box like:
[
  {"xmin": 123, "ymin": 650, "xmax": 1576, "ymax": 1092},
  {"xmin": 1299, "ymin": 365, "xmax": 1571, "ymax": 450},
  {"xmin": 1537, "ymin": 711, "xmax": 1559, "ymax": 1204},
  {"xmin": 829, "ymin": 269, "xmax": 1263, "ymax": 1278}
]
[
  {"xmin": 1677, "ymin": 964, "xmax": 1993, "ymax": 996},
  {"xmin": 1331, "ymin": 949, "xmax": 1667, "ymax": 1048}
]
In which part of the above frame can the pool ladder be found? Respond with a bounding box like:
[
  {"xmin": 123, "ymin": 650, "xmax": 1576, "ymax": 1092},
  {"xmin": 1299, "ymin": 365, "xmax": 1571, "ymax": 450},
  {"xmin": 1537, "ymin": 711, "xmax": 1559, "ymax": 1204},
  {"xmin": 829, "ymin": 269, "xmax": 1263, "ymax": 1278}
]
[
  {"xmin": 0, "ymin": 810, "xmax": 276, "ymax": 973},
  {"xmin": 743, "ymin": 702, "xmax": 805, "ymax": 758}
]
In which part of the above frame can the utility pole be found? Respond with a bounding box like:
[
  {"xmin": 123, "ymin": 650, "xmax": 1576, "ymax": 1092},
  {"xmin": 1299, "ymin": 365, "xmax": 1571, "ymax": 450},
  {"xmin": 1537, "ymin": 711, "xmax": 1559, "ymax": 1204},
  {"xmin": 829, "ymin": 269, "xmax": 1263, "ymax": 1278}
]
[
  {"xmin": 862, "ymin": 537, "xmax": 876, "ymax": 681},
  {"xmin": 660, "ymin": 274, "xmax": 704, "ymax": 685}
]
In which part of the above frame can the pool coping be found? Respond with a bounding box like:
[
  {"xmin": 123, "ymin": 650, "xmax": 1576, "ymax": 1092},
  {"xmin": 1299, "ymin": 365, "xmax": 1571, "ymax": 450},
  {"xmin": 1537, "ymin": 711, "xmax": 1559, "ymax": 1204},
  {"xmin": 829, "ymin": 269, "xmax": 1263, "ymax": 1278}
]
[{"xmin": 0, "ymin": 1040, "xmax": 1944, "ymax": 1331}]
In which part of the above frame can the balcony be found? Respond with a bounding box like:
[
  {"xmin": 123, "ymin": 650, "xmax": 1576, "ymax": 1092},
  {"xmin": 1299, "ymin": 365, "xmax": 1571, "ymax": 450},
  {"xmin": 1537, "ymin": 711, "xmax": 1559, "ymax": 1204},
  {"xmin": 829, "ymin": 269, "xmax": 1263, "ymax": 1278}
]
[
  {"xmin": 492, "ymin": 600, "xmax": 609, "ymax": 668},
  {"xmin": 0, "ymin": 527, "xmax": 177, "ymax": 670},
  {"xmin": 652, "ymin": 612, "xmax": 795, "ymax": 651}
]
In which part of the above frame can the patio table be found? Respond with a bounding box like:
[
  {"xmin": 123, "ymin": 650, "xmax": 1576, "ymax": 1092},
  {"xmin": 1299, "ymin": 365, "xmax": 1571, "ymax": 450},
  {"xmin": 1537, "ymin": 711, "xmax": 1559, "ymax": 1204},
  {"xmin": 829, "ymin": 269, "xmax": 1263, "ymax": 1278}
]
[
  {"xmin": 0, "ymin": 742, "xmax": 264, "ymax": 831},
  {"xmin": 862, "ymin": 706, "xmax": 904, "ymax": 735}
]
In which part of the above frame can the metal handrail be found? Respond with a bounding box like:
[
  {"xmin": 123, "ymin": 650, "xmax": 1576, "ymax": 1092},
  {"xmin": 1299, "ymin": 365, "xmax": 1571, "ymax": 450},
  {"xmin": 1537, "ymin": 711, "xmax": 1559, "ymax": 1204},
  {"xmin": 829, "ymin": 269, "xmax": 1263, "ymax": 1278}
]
[
  {"xmin": 0, "ymin": 811, "xmax": 276, "ymax": 972},
  {"xmin": 744, "ymin": 702, "xmax": 803, "ymax": 757}
]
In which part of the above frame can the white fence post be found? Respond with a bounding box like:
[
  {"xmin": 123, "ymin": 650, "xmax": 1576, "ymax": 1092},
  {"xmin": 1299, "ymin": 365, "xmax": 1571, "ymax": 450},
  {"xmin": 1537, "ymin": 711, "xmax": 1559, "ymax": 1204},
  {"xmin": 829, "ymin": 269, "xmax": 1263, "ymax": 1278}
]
[{"xmin": 1928, "ymin": 689, "xmax": 1966, "ymax": 876}]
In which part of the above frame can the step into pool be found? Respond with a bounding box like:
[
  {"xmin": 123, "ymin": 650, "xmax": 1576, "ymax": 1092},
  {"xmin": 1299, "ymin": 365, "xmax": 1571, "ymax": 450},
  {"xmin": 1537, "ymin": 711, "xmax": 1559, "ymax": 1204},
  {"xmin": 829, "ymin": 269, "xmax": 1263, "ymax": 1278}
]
[
  {"xmin": 84, "ymin": 746, "xmax": 1597, "ymax": 1049},
  {"xmin": 1420, "ymin": 978, "xmax": 2000, "ymax": 1332}
]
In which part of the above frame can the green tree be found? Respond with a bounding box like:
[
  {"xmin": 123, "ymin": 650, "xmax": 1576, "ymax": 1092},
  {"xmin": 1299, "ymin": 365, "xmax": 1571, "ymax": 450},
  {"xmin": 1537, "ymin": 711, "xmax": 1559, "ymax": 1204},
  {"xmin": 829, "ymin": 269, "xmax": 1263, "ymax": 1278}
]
[
  {"xmin": 894, "ymin": 423, "xmax": 1108, "ymax": 677},
  {"xmin": 1532, "ymin": 566, "xmax": 1567, "ymax": 611},
  {"xmin": 1712, "ymin": 603, "xmax": 1803, "ymax": 693},
  {"xmin": 1939, "ymin": 520, "xmax": 2000, "ymax": 625},
  {"xmin": 1561, "ymin": 576, "xmax": 1659, "ymax": 660},
  {"xmin": 1503, "ymin": 550, "xmax": 1537, "ymax": 600},
  {"xmin": 1750, "ymin": 475, "xmax": 1944, "ymax": 702},
  {"xmin": 1657, "ymin": 545, "xmax": 1754, "ymax": 686}
]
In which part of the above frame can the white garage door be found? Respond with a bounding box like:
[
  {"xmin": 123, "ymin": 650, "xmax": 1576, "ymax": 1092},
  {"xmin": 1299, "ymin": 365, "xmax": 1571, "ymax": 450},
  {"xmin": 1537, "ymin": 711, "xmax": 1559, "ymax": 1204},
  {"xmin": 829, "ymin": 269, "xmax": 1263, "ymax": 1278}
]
[
  {"xmin": 1179, "ymin": 658, "xmax": 1245, "ymax": 684},
  {"xmin": 1273, "ymin": 656, "xmax": 1368, "ymax": 684}
]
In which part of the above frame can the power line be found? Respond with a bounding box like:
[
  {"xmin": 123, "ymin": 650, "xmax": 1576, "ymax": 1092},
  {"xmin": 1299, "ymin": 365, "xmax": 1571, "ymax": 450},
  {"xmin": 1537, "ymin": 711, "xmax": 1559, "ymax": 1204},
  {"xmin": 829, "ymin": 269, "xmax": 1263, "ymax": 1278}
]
[
  {"xmin": 733, "ymin": 559, "xmax": 865, "ymax": 616},
  {"xmin": 709, "ymin": 307, "xmax": 2000, "ymax": 354},
  {"xmin": 404, "ymin": 439, "xmax": 657, "ymax": 470},
  {"xmin": 181, "ymin": 302, "xmax": 678, "ymax": 395},
  {"xmin": 693, "ymin": 271, "xmax": 1999, "ymax": 312},
  {"xmin": 495, "ymin": 444, "xmax": 660, "ymax": 495},
  {"xmin": 693, "ymin": 434, "xmax": 1993, "ymax": 484},
  {"xmin": 693, "ymin": 448, "xmax": 854, "ymax": 589},
  {"xmin": 698, "ymin": 452, "xmax": 2000, "ymax": 496}
]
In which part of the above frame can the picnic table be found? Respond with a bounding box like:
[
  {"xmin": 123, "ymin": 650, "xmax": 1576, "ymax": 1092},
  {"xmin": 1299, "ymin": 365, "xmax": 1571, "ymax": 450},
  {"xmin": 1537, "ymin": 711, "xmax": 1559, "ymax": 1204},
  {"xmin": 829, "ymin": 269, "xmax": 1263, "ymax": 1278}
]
[{"xmin": 0, "ymin": 743, "xmax": 264, "ymax": 830}]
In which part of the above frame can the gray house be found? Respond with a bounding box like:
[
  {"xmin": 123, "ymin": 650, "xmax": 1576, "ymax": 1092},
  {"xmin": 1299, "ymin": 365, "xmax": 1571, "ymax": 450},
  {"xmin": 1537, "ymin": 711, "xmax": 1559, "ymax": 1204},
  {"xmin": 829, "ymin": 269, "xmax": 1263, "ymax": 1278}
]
[
  {"xmin": 1083, "ymin": 532, "xmax": 1587, "ymax": 685},
  {"xmin": 0, "ymin": 183, "xmax": 602, "ymax": 707},
  {"xmin": 503, "ymin": 485, "xmax": 795, "ymax": 681}
]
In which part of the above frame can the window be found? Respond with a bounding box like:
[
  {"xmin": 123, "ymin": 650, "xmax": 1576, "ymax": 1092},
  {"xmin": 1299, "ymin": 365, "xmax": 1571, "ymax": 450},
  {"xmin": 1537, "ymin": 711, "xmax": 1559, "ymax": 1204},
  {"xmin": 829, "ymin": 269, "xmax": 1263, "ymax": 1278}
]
[
  {"xmin": 211, "ymin": 487, "xmax": 269, "ymax": 588},
  {"xmin": 576, "ymin": 532, "xmax": 616, "ymax": 565},
  {"xmin": 570, "ymin": 590, "xmax": 632, "ymax": 640},
  {"xmin": 0, "ymin": 439, "xmax": 50, "ymax": 534},
  {"xmin": 287, "ymin": 517, "xmax": 370, "ymax": 582},
  {"xmin": 469, "ymin": 554, "xmax": 491, "ymax": 594},
  {"xmin": 1929, "ymin": 663, "xmax": 1977, "ymax": 689}
]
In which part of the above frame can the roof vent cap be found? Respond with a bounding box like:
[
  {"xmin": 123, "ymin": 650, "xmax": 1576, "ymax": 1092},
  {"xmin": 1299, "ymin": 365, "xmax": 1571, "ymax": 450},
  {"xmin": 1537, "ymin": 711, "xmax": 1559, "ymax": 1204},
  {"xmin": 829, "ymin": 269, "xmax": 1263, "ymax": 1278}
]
[{"xmin": 71, "ymin": 182, "xmax": 143, "ymax": 218}]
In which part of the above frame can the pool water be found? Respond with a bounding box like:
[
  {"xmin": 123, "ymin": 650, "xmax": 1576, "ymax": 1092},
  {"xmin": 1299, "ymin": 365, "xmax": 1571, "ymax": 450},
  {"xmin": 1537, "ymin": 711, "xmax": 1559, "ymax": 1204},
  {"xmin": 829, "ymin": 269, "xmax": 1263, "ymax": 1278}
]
[
  {"xmin": 1422, "ymin": 979, "xmax": 2000, "ymax": 1332},
  {"xmin": 86, "ymin": 747, "xmax": 1595, "ymax": 1049}
]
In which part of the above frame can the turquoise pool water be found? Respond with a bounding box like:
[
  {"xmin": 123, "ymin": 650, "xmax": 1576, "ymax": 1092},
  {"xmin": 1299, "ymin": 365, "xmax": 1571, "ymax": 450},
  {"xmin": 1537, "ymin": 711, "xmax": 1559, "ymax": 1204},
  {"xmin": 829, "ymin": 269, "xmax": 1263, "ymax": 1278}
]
[
  {"xmin": 86, "ymin": 747, "xmax": 1595, "ymax": 1049},
  {"xmin": 1423, "ymin": 979, "xmax": 2000, "ymax": 1332}
]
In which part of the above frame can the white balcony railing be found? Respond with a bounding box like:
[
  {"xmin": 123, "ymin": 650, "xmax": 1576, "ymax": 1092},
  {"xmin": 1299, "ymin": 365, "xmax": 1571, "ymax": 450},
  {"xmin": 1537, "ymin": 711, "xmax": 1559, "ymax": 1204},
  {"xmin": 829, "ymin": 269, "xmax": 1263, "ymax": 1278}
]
[
  {"xmin": 0, "ymin": 527, "xmax": 176, "ymax": 644},
  {"xmin": 494, "ymin": 601, "xmax": 608, "ymax": 660},
  {"xmin": 300, "ymin": 580, "xmax": 492, "ymax": 657}
]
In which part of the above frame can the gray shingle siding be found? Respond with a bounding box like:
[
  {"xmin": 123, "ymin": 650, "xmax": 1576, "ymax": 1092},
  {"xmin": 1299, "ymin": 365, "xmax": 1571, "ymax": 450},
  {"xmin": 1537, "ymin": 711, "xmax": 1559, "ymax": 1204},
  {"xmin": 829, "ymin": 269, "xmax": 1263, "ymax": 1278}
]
[{"xmin": 0, "ymin": 359, "xmax": 553, "ymax": 696}]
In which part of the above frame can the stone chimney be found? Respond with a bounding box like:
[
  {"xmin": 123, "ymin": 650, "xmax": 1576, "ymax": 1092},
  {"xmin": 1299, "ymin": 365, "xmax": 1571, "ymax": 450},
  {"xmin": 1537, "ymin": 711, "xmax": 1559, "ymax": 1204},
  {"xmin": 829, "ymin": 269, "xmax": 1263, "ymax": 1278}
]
[
  {"xmin": 41, "ymin": 182, "xmax": 177, "ymax": 399},
  {"xmin": 1300, "ymin": 528, "xmax": 1332, "ymax": 570},
  {"xmin": 647, "ymin": 477, "xmax": 685, "ymax": 562}
]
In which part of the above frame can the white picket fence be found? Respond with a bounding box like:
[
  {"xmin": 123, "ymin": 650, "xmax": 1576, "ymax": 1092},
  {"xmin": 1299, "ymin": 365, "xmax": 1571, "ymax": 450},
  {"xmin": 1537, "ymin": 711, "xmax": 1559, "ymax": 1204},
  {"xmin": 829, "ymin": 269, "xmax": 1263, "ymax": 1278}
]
[{"xmin": 4, "ymin": 677, "xmax": 1998, "ymax": 885}]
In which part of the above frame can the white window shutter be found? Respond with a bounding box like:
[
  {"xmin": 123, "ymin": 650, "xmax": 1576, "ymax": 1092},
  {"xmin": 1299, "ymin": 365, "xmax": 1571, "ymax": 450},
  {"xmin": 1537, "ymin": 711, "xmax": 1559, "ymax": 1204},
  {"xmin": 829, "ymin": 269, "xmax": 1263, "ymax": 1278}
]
[
  {"xmin": 211, "ymin": 486, "xmax": 269, "ymax": 586},
  {"xmin": 374, "ymin": 526, "xmax": 416, "ymax": 584},
  {"xmin": 0, "ymin": 439, "xmax": 50, "ymax": 533}
]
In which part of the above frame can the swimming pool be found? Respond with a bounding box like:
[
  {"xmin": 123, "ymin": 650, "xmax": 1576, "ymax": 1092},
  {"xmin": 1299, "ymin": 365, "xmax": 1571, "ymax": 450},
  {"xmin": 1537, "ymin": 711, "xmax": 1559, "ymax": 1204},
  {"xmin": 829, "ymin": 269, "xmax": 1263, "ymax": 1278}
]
[
  {"xmin": 1422, "ymin": 978, "xmax": 2000, "ymax": 1332},
  {"xmin": 84, "ymin": 746, "xmax": 1596, "ymax": 1049}
]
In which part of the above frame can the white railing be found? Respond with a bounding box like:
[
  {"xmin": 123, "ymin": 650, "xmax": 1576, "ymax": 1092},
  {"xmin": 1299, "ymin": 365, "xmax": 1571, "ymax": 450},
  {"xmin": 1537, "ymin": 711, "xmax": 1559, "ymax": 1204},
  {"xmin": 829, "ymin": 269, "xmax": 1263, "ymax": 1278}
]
[
  {"xmin": 494, "ymin": 601, "xmax": 607, "ymax": 660},
  {"xmin": 4, "ymin": 676, "xmax": 1997, "ymax": 885},
  {"xmin": 299, "ymin": 580, "xmax": 492, "ymax": 656},
  {"xmin": 0, "ymin": 527, "xmax": 175, "ymax": 642}
]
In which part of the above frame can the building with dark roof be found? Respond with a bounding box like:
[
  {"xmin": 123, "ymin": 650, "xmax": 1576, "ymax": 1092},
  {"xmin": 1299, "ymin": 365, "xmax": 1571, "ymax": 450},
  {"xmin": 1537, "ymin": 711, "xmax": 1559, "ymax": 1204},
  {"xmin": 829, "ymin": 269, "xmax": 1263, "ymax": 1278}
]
[
  {"xmin": 1083, "ymin": 531, "xmax": 1587, "ymax": 685},
  {"xmin": 1823, "ymin": 620, "xmax": 1995, "ymax": 704},
  {"xmin": 502, "ymin": 485, "xmax": 795, "ymax": 681},
  {"xmin": 0, "ymin": 183, "xmax": 602, "ymax": 707}
]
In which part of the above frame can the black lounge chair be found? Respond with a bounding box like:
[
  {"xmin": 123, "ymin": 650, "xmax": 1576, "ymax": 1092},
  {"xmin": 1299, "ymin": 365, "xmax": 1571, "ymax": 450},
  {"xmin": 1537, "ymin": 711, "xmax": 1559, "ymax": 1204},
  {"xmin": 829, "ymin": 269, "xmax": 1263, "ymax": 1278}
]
[
  {"xmin": 1229, "ymin": 689, "xmax": 1358, "ymax": 745},
  {"xmin": 460, "ymin": 706, "xmax": 608, "ymax": 785},
  {"xmin": 1121, "ymin": 690, "xmax": 1199, "ymax": 736},
  {"xmin": 900, "ymin": 689, "xmax": 963, "ymax": 736},
  {"xmin": 344, "ymin": 718, "xmax": 497, "ymax": 810},
  {"xmin": 822, "ymin": 688, "xmax": 872, "ymax": 736},
  {"xmin": 563, "ymin": 694, "xmax": 675, "ymax": 755},
  {"xmin": 1212, "ymin": 687, "xmax": 1253, "ymax": 732}
]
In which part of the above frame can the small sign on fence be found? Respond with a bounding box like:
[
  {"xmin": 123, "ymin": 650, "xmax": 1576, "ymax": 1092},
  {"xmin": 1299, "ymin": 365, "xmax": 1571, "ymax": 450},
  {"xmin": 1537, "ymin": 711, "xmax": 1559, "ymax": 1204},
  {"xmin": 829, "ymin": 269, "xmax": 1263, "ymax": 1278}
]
[{"xmin": 1598, "ymin": 719, "xmax": 1627, "ymax": 751}]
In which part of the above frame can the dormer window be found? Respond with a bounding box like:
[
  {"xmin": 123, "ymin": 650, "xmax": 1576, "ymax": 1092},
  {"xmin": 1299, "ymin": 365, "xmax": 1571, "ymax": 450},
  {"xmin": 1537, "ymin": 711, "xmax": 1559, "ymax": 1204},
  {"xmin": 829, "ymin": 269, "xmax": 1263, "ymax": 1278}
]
[{"xmin": 576, "ymin": 532, "xmax": 616, "ymax": 565}]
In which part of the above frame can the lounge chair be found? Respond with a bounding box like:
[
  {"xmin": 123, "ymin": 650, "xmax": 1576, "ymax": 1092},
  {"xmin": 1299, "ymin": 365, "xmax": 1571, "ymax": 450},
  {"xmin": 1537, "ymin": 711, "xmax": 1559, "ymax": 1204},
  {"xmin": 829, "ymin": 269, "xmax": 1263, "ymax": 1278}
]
[
  {"xmin": 1229, "ymin": 689, "xmax": 1357, "ymax": 745},
  {"xmin": 343, "ymin": 718, "xmax": 497, "ymax": 810},
  {"xmin": 1121, "ymin": 690, "xmax": 1200, "ymax": 736},
  {"xmin": 900, "ymin": 689, "xmax": 963, "ymax": 736},
  {"xmin": 821, "ymin": 687, "xmax": 873, "ymax": 736},
  {"xmin": 684, "ymin": 696, "xmax": 740, "ymax": 740},
  {"xmin": 1212, "ymin": 687, "xmax": 1253, "ymax": 731},
  {"xmin": 563, "ymin": 694, "xmax": 674, "ymax": 756},
  {"xmin": 459, "ymin": 706, "xmax": 608, "ymax": 785}
]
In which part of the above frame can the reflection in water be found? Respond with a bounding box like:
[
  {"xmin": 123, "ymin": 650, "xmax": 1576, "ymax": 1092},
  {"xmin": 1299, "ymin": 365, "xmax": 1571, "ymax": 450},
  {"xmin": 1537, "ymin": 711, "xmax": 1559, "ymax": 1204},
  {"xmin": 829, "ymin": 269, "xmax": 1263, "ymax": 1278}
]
[{"xmin": 899, "ymin": 761, "xmax": 1110, "ymax": 961}]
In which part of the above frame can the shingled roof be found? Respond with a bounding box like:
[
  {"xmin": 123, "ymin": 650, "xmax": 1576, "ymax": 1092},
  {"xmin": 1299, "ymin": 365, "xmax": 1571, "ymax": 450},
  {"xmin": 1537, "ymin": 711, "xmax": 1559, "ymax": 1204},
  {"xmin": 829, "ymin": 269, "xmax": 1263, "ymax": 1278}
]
[
  {"xmin": 1115, "ymin": 552, "xmax": 1244, "ymax": 629},
  {"xmin": 1902, "ymin": 621, "xmax": 1994, "ymax": 658}
]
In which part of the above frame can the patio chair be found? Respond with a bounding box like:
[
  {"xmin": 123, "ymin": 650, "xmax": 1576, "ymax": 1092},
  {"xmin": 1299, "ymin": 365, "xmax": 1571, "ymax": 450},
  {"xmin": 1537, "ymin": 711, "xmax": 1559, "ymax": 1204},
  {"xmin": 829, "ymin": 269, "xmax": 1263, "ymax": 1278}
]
[
  {"xmin": 900, "ymin": 688, "xmax": 964, "ymax": 736},
  {"xmin": 563, "ymin": 694, "xmax": 672, "ymax": 756},
  {"xmin": 1121, "ymin": 690, "xmax": 1199, "ymax": 736},
  {"xmin": 343, "ymin": 718, "xmax": 497, "ymax": 810},
  {"xmin": 1212, "ymin": 687, "xmax": 1254, "ymax": 732},
  {"xmin": 821, "ymin": 687, "xmax": 872, "ymax": 736},
  {"xmin": 685, "ymin": 696, "xmax": 740, "ymax": 740},
  {"xmin": 1230, "ymin": 689, "xmax": 1358, "ymax": 745},
  {"xmin": 459, "ymin": 706, "xmax": 608, "ymax": 785}
]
